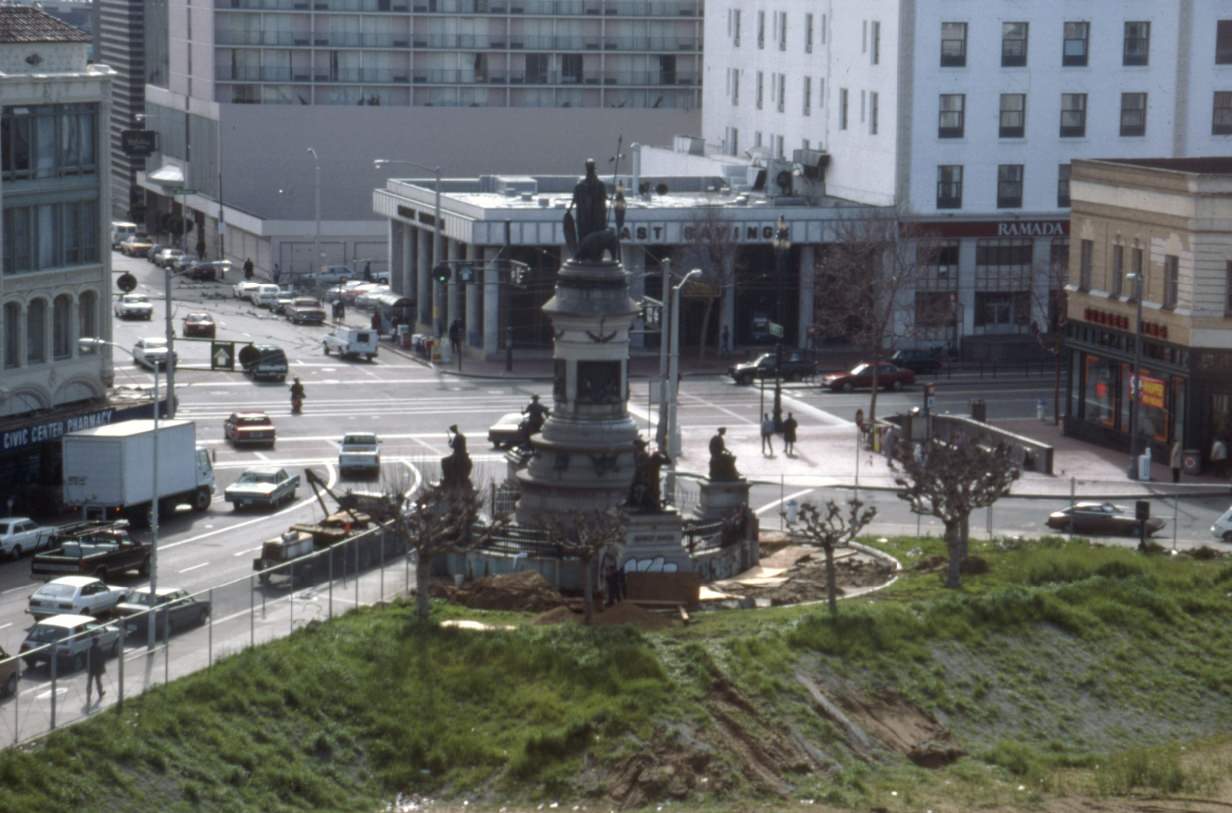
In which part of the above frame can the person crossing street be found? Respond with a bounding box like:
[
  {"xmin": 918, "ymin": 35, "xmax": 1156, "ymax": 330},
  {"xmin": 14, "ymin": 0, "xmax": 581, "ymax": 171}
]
[{"xmin": 760, "ymin": 413, "xmax": 775, "ymax": 456}]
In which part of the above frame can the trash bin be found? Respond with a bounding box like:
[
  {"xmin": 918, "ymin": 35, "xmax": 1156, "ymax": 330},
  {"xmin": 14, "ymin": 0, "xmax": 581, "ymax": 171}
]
[
  {"xmin": 1036, "ymin": 399, "xmax": 1046, "ymax": 422},
  {"xmin": 1182, "ymin": 449, "xmax": 1201, "ymax": 476},
  {"xmin": 970, "ymin": 399, "xmax": 987, "ymax": 423},
  {"xmin": 1138, "ymin": 448, "xmax": 1152, "ymax": 481},
  {"xmin": 397, "ymin": 324, "xmax": 412, "ymax": 350}
]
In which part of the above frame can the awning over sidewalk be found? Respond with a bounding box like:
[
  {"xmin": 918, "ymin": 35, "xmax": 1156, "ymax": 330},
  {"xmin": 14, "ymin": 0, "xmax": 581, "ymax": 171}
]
[{"xmin": 147, "ymin": 163, "xmax": 185, "ymax": 185}]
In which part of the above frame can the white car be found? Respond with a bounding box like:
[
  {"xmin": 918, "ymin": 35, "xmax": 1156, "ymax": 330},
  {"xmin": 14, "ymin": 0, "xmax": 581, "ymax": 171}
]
[
  {"xmin": 133, "ymin": 337, "xmax": 176, "ymax": 370},
  {"xmin": 28, "ymin": 576, "xmax": 128, "ymax": 620},
  {"xmin": 355, "ymin": 285, "xmax": 392, "ymax": 309},
  {"xmin": 250, "ymin": 284, "xmax": 281, "ymax": 308},
  {"xmin": 154, "ymin": 248, "xmax": 185, "ymax": 269},
  {"xmin": 113, "ymin": 293, "xmax": 154, "ymax": 321},
  {"xmin": 0, "ymin": 517, "xmax": 53, "ymax": 558},
  {"xmin": 224, "ymin": 467, "xmax": 300, "ymax": 510},
  {"xmin": 271, "ymin": 288, "xmax": 297, "ymax": 315},
  {"xmin": 233, "ymin": 280, "xmax": 261, "ymax": 300},
  {"xmin": 1212, "ymin": 506, "xmax": 1232, "ymax": 544},
  {"xmin": 19, "ymin": 614, "xmax": 120, "ymax": 671},
  {"xmin": 338, "ymin": 432, "xmax": 381, "ymax": 478}
]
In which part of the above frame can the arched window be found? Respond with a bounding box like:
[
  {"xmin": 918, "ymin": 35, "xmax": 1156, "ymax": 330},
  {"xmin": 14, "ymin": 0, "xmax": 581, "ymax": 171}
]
[
  {"xmin": 2, "ymin": 302, "xmax": 19, "ymax": 369},
  {"xmin": 26, "ymin": 298, "xmax": 46, "ymax": 364},
  {"xmin": 52, "ymin": 294, "xmax": 71, "ymax": 359},
  {"xmin": 78, "ymin": 289, "xmax": 97, "ymax": 351}
]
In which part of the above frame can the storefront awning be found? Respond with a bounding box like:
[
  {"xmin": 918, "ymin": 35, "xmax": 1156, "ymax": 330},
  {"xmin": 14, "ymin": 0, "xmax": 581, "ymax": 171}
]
[{"xmin": 148, "ymin": 163, "xmax": 185, "ymax": 185}]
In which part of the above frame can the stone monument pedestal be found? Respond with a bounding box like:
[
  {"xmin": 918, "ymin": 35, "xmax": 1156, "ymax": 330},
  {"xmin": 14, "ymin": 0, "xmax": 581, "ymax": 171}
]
[
  {"xmin": 622, "ymin": 509, "xmax": 687, "ymax": 573},
  {"xmin": 696, "ymin": 478, "xmax": 752, "ymax": 523}
]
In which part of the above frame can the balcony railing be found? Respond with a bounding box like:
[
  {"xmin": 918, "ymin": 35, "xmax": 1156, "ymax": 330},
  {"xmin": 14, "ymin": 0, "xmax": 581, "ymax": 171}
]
[
  {"xmin": 408, "ymin": 67, "xmax": 695, "ymax": 85},
  {"xmin": 219, "ymin": 0, "xmax": 697, "ymax": 14},
  {"xmin": 217, "ymin": 30, "xmax": 699, "ymax": 52}
]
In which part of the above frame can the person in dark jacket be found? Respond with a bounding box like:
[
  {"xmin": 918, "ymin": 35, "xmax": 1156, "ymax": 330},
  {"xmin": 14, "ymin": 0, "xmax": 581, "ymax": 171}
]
[
  {"xmin": 86, "ymin": 634, "xmax": 106, "ymax": 705},
  {"xmin": 782, "ymin": 412, "xmax": 798, "ymax": 457},
  {"xmin": 243, "ymin": 257, "xmax": 254, "ymax": 280}
]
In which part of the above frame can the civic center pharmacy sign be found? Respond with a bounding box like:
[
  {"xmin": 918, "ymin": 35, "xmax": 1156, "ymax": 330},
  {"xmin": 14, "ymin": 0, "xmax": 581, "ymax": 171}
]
[{"xmin": 1, "ymin": 408, "xmax": 115, "ymax": 452}]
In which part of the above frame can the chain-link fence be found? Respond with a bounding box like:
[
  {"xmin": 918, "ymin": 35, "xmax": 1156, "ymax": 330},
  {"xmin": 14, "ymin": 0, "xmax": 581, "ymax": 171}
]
[{"xmin": 0, "ymin": 522, "xmax": 410, "ymax": 749}]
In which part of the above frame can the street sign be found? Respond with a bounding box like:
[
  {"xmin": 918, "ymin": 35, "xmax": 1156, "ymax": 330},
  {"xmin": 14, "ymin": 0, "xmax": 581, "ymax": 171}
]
[
  {"xmin": 210, "ymin": 342, "xmax": 235, "ymax": 371},
  {"xmin": 768, "ymin": 321, "xmax": 784, "ymax": 338},
  {"xmin": 115, "ymin": 272, "xmax": 137, "ymax": 293},
  {"xmin": 120, "ymin": 129, "xmax": 158, "ymax": 158}
]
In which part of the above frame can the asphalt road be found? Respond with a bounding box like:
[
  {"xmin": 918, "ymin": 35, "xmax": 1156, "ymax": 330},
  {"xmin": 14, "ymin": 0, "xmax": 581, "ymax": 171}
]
[{"xmin": 0, "ymin": 251, "xmax": 1227, "ymax": 667}]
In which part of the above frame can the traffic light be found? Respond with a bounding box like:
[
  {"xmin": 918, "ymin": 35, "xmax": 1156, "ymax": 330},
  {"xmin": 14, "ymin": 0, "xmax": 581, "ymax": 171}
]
[
  {"xmin": 510, "ymin": 262, "xmax": 528, "ymax": 287},
  {"xmin": 432, "ymin": 263, "xmax": 451, "ymax": 284}
]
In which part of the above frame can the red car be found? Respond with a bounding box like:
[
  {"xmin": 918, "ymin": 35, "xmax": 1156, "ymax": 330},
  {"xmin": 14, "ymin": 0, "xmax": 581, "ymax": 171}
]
[
  {"xmin": 182, "ymin": 311, "xmax": 216, "ymax": 338},
  {"xmin": 821, "ymin": 362, "xmax": 915, "ymax": 393},
  {"xmin": 224, "ymin": 412, "xmax": 276, "ymax": 448}
]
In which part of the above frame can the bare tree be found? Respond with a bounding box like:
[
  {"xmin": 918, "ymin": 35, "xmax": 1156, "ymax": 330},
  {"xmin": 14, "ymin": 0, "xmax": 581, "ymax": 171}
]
[
  {"xmin": 813, "ymin": 210, "xmax": 942, "ymax": 425},
  {"xmin": 539, "ymin": 509, "xmax": 627, "ymax": 625},
  {"xmin": 382, "ymin": 472, "xmax": 508, "ymax": 622},
  {"xmin": 889, "ymin": 437, "xmax": 1019, "ymax": 589},
  {"xmin": 790, "ymin": 499, "xmax": 877, "ymax": 617},
  {"xmin": 679, "ymin": 203, "xmax": 737, "ymax": 360}
]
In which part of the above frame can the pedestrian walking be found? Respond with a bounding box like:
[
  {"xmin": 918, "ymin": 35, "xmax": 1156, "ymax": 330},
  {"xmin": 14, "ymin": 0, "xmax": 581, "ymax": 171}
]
[
  {"xmin": 363, "ymin": 260, "xmax": 373, "ymax": 282},
  {"xmin": 603, "ymin": 560, "xmax": 619, "ymax": 607},
  {"xmin": 243, "ymin": 257, "xmax": 254, "ymax": 280},
  {"xmin": 370, "ymin": 311, "xmax": 381, "ymax": 333},
  {"xmin": 86, "ymin": 634, "xmax": 105, "ymax": 706},
  {"xmin": 1170, "ymin": 440, "xmax": 1183, "ymax": 484},
  {"xmin": 272, "ymin": 263, "xmax": 281, "ymax": 285},
  {"xmin": 760, "ymin": 413, "xmax": 775, "ymax": 456},
  {"xmin": 720, "ymin": 325, "xmax": 731, "ymax": 357},
  {"xmin": 782, "ymin": 412, "xmax": 798, "ymax": 457},
  {"xmin": 448, "ymin": 318, "xmax": 464, "ymax": 357},
  {"xmin": 1212, "ymin": 436, "xmax": 1229, "ymax": 479}
]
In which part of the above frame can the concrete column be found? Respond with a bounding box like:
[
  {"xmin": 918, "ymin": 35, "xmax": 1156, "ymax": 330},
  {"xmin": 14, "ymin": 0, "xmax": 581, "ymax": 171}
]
[
  {"xmin": 416, "ymin": 227, "xmax": 431, "ymax": 330},
  {"xmin": 958, "ymin": 237, "xmax": 978, "ymax": 340},
  {"xmin": 388, "ymin": 221, "xmax": 405, "ymax": 296},
  {"xmin": 464, "ymin": 243, "xmax": 481, "ymax": 347},
  {"xmin": 483, "ymin": 246, "xmax": 500, "ymax": 358},
  {"xmin": 720, "ymin": 253, "xmax": 736, "ymax": 352},
  {"xmin": 624, "ymin": 249, "xmax": 646, "ymax": 349},
  {"xmin": 447, "ymin": 239, "xmax": 461, "ymax": 339},
  {"xmin": 797, "ymin": 245, "xmax": 815, "ymax": 350}
]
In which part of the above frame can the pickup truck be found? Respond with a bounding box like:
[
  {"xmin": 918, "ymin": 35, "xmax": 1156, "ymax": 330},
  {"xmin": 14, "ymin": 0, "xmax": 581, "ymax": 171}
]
[
  {"xmin": 27, "ymin": 576, "xmax": 127, "ymax": 620},
  {"xmin": 31, "ymin": 522, "xmax": 152, "ymax": 580},
  {"xmin": 338, "ymin": 433, "xmax": 381, "ymax": 479},
  {"xmin": 323, "ymin": 326, "xmax": 379, "ymax": 361},
  {"xmin": 727, "ymin": 352, "xmax": 818, "ymax": 386},
  {"xmin": 286, "ymin": 297, "xmax": 326, "ymax": 325}
]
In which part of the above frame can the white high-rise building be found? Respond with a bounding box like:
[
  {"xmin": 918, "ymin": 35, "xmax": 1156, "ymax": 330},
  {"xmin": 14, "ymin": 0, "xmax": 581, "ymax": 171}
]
[
  {"xmin": 136, "ymin": 0, "xmax": 703, "ymax": 277},
  {"xmin": 703, "ymin": 0, "xmax": 1232, "ymax": 351}
]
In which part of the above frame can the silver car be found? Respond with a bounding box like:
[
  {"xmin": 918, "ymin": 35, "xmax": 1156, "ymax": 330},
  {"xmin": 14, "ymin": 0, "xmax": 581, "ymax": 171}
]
[
  {"xmin": 19, "ymin": 614, "xmax": 120, "ymax": 672},
  {"xmin": 224, "ymin": 467, "xmax": 299, "ymax": 510}
]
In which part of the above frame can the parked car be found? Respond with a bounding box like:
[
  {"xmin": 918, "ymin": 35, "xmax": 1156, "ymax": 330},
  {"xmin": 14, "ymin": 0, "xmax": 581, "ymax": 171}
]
[
  {"xmin": 145, "ymin": 243, "xmax": 163, "ymax": 261},
  {"xmin": 233, "ymin": 280, "xmax": 262, "ymax": 300},
  {"xmin": 286, "ymin": 297, "xmax": 326, "ymax": 325},
  {"xmin": 182, "ymin": 311, "xmax": 216, "ymax": 338},
  {"xmin": 1211, "ymin": 505, "xmax": 1232, "ymax": 543},
  {"xmin": 113, "ymin": 293, "xmax": 154, "ymax": 321},
  {"xmin": 133, "ymin": 337, "xmax": 176, "ymax": 370},
  {"xmin": 1045, "ymin": 502, "xmax": 1166, "ymax": 537},
  {"xmin": 27, "ymin": 576, "xmax": 127, "ymax": 620},
  {"xmin": 342, "ymin": 282, "xmax": 380, "ymax": 307},
  {"xmin": 238, "ymin": 343, "xmax": 288, "ymax": 382},
  {"xmin": 727, "ymin": 352, "xmax": 818, "ymax": 386},
  {"xmin": 338, "ymin": 433, "xmax": 381, "ymax": 479},
  {"xmin": 250, "ymin": 283, "xmax": 281, "ymax": 308},
  {"xmin": 224, "ymin": 467, "xmax": 299, "ymax": 510},
  {"xmin": 154, "ymin": 248, "xmax": 185, "ymax": 269},
  {"xmin": 171, "ymin": 254, "xmax": 196, "ymax": 274},
  {"xmin": 323, "ymin": 326, "xmax": 379, "ymax": 361},
  {"xmin": 890, "ymin": 348, "xmax": 945, "ymax": 375},
  {"xmin": 113, "ymin": 587, "xmax": 210, "ymax": 638},
  {"xmin": 0, "ymin": 645, "xmax": 19, "ymax": 697},
  {"xmin": 19, "ymin": 614, "xmax": 120, "ymax": 671},
  {"xmin": 271, "ymin": 288, "xmax": 297, "ymax": 315},
  {"xmin": 488, "ymin": 412, "xmax": 526, "ymax": 449},
  {"xmin": 354, "ymin": 285, "xmax": 392, "ymax": 309},
  {"xmin": 821, "ymin": 362, "xmax": 915, "ymax": 393},
  {"xmin": 187, "ymin": 260, "xmax": 231, "ymax": 281},
  {"xmin": 119, "ymin": 234, "xmax": 154, "ymax": 257},
  {"xmin": 224, "ymin": 412, "xmax": 276, "ymax": 448},
  {"xmin": 0, "ymin": 517, "xmax": 54, "ymax": 558},
  {"xmin": 310, "ymin": 265, "xmax": 352, "ymax": 287}
]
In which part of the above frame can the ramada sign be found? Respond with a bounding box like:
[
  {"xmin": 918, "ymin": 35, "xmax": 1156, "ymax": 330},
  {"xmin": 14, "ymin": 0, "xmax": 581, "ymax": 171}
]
[{"xmin": 922, "ymin": 220, "xmax": 1069, "ymax": 239}]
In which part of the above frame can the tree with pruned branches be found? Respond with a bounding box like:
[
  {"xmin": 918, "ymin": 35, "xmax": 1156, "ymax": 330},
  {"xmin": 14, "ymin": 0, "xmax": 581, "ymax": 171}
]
[
  {"xmin": 679, "ymin": 203, "xmax": 737, "ymax": 360},
  {"xmin": 381, "ymin": 472, "xmax": 508, "ymax": 622},
  {"xmin": 813, "ymin": 210, "xmax": 943, "ymax": 426},
  {"xmin": 538, "ymin": 509, "xmax": 627, "ymax": 625},
  {"xmin": 790, "ymin": 499, "xmax": 877, "ymax": 617},
  {"xmin": 889, "ymin": 437, "xmax": 1019, "ymax": 589}
]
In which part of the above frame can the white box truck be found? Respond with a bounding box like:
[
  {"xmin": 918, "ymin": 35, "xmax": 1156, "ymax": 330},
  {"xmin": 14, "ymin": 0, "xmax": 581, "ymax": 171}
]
[{"xmin": 62, "ymin": 420, "xmax": 215, "ymax": 521}]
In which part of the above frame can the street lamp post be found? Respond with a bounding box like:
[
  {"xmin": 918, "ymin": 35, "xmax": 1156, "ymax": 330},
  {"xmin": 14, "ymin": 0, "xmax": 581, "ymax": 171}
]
[
  {"xmin": 307, "ymin": 148, "xmax": 321, "ymax": 279},
  {"xmin": 80, "ymin": 338, "xmax": 162, "ymax": 648},
  {"xmin": 771, "ymin": 215, "xmax": 791, "ymax": 431},
  {"xmin": 667, "ymin": 268, "xmax": 702, "ymax": 460},
  {"xmin": 374, "ymin": 158, "xmax": 442, "ymax": 330},
  {"xmin": 1127, "ymin": 270, "xmax": 1147, "ymax": 480},
  {"xmin": 656, "ymin": 258, "xmax": 672, "ymax": 451}
]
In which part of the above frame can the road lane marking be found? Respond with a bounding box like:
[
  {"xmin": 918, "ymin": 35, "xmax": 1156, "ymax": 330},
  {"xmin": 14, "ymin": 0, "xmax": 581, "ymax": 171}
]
[
  {"xmin": 254, "ymin": 451, "xmax": 269, "ymax": 461},
  {"xmin": 3, "ymin": 585, "xmax": 31, "ymax": 595},
  {"xmin": 233, "ymin": 546, "xmax": 263, "ymax": 558},
  {"xmin": 0, "ymin": 622, "xmax": 11, "ymax": 631},
  {"xmin": 756, "ymin": 488, "xmax": 816, "ymax": 516},
  {"xmin": 178, "ymin": 562, "xmax": 210, "ymax": 574}
]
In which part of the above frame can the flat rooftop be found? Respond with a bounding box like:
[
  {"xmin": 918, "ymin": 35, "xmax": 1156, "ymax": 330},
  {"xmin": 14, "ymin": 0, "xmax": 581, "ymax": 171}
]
[{"xmin": 1088, "ymin": 157, "xmax": 1232, "ymax": 175}]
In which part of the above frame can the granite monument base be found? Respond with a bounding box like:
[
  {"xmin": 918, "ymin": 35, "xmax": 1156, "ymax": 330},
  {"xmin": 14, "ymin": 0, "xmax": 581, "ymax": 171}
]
[
  {"xmin": 622, "ymin": 509, "xmax": 688, "ymax": 573},
  {"xmin": 696, "ymin": 478, "xmax": 751, "ymax": 523}
]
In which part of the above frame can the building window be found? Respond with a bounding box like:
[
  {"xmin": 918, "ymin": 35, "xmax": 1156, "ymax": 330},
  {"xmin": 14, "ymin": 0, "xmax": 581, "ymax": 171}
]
[
  {"xmin": 1226, "ymin": 261, "xmax": 1232, "ymax": 316},
  {"xmin": 936, "ymin": 165, "xmax": 963, "ymax": 209},
  {"xmin": 997, "ymin": 165, "xmax": 1024, "ymax": 208},
  {"xmin": 870, "ymin": 91, "xmax": 879, "ymax": 134},
  {"xmin": 777, "ymin": 11, "xmax": 787, "ymax": 51},
  {"xmin": 839, "ymin": 88, "xmax": 848, "ymax": 129},
  {"xmin": 1214, "ymin": 92, "xmax": 1232, "ymax": 135},
  {"xmin": 941, "ymin": 22, "xmax": 967, "ymax": 67},
  {"xmin": 757, "ymin": 10, "xmax": 765, "ymax": 49},
  {"xmin": 775, "ymin": 134, "xmax": 784, "ymax": 158},
  {"xmin": 3, "ymin": 200, "xmax": 98, "ymax": 274},
  {"xmin": 1120, "ymin": 92, "xmax": 1147, "ymax": 136},
  {"xmin": 729, "ymin": 68, "xmax": 739, "ymax": 105},
  {"xmin": 756, "ymin": 71, "xmax": 763, "ymax": 109},
  {"xmin": 805, "ymin": 13, "xmax": 813, "ymax": 53},
  {"xmin": 1111, "ymin": 244, "xmax": 1125, "ymax": 297},
  {"xmin": 1164, "ymin": 255, "xmax": 1179, "ymax": 309},
  {"xmin": 733, "ymin": 8, "xmax": 741, "ymax": 46},
  {"xmin": 1002, "ymin": 22, "xmax": 1029, "ymax": 67},
  {"xmin": 1063, "ymin": 21, "xmax": 1090, "ymax": 66},
  {"xmin": 871, "ymin": 20, "xmax": 880, "ymax": 64},
  {"xmin": 1079, "ymin": 239, "xmax": 1093, "ymax": 290},
  {"xmin": 52, "ymin": 294, "xmax": 71, "ymax": 361},
  {"xmin": 975, "ymin": 239, "xmax": 1033, "ymax": 330},
  {"xmin": 1057, "ymin": 163, "xmax": 1071, "ymax": 207},
  {"xmin": 1218, "ymin": 20, "xmax": 1232, "ymax": 64},
  {"xmin": 818, "ymin": 77, "xmax": 824, "ymax": 107},
  {"xmin": 26, "ymin": 298, "xmax": 45, "ymax": 365},
  {"xmin": 0, "ymin": 104, "xmax": 98, "ymax": 182},
  {"xmin": 1131, "ymin": 246, "xmax": 1144, "ymax": 301},
  {"xmin": 999, "ymin": 93, "xmax": 1026, "ymax": 138},
  {"xmin": 1123, "ymin": 21, "xmax": 1150, "ymax": 66},
  {"xmin": 939, "ymin": 94, "xmax": 965, "ymax": 138},
  {"xmin": 803, "ymin": 77, "xmax": 811, "ymax": 116},
  {"xmin": 1060, "ymin": 93, "xmax": 1087, "ymax": 137},
  {"xmin": 2, "ymin": 302, "xmax": 19, "ymax": 369},
  {"xmin": 777, "ymin": 73, "xmax": 785, "ymax": 113},
  {"xmin": 79, "ymin": 290, "xmax": 97, "ymax": 345}
]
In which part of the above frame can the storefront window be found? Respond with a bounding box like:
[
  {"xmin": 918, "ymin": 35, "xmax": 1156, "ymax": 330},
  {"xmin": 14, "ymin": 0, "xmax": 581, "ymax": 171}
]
[
  {"xmin": 1127, "ymin": 365, "xmax": 1169, "ymax": 443},
  {"xmin": 1211, "ymin": 394, "xmax": 1232, "ymax": 446},
  {"xmin": 1084, "ymin": 356, "xmax": 1117, "ymax": 428}
]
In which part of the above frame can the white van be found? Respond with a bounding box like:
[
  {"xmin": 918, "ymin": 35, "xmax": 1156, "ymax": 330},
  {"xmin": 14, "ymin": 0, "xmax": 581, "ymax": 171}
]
[
  {"xmin": 1212, "ymin": 506, "xmax": 1232, "ymax": 544},
  {"xmin": 323, "ymin": 326, "xmax": 379, "ymax": 361},
  {"xmin": 111, "ymin": 221, "xmax": 138, "ymax": 250},
  {"xmin": 250, "ymin": 284, "xmax": 281, "ymax": 308}
]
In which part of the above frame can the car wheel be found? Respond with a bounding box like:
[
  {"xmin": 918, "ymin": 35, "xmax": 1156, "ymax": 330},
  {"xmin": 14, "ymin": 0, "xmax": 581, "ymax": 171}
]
[
  {"xmin": 323, "ymin": 344, "xmax": 330, "ymax": 355},
  {"xmin": 3, "ymin": 672, "xmax": 16, "ymax": 697},
  {"xmin": 737, "ymin": 374, "xmax": 752, "ymax": 386},
  {"xmin": 192, "ymin": 488, "xmax": 211, "ymax": 512},
  {"xmin": 891, "ymin": 380, "xmax": 903, "ymax": 392},
  {"xmin": 366, "ymin": 353, "xmax": 375, "ymax": 362},
  {"xmin": 842, "ymin": 381, "xmax": 854, "ymax": 393}
]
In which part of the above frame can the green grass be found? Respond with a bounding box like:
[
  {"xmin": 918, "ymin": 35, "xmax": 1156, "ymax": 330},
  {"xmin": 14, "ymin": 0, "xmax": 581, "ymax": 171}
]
[{"xmin": 2, "ymin": 538, "xmax": 1231, "ymax": 812}]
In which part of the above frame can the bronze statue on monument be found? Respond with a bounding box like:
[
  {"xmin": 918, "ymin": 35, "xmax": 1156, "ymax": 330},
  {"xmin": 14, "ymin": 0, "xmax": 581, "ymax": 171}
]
[
  {"xmin": 563, "ymin": 158, "xmax": 621, "ymax": 263},
  {"xmin": 628, "ymin": 437, "xmax": 671, "ymax": 513},
  {"xmin": 708, "ymin": 427, "xmax": 740, "ymax": 482},
  {"xmin": 441, "ymin": 424, "xmax": 473, "ymax": 490}
]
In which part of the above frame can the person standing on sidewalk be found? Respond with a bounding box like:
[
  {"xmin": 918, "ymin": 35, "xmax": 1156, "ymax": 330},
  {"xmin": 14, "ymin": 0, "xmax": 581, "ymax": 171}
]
[
  {"xmin": 1170, "ymin": 440, "xmax": 1183, "ymax": 483},
  {"xmin": 760, "ymin": 413, "xmax": 775, "ymax": 456},
  {"xmin": 782, "ymin": 412, "xmax": 798, "ymax": 457},
  {"xmin": 1212, "ymin": 436, "xmax": 1228, "ymax": 479},
  {"xmin": 243, "ymin": 257, "xmax": 254, "ymax": 280},
  {"xmin": 86, "ymin": 634, "xmax": 105, "ymax": 706}
]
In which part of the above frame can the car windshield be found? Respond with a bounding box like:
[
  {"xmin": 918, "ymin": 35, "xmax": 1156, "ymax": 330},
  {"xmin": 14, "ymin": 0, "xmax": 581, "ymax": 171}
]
[
  {"xmin": 343, "ymin": 435, "xmax": 377, "ymax": 445},
  {"xmin": 293, "ymin": 298, "xmax": 319, "ymax": 306},
  {"xmin": 126, "ymin": 295, "xmax": 149, "ymax": 303},
  {"xmin": 186, "ymin": 313, "xmax": 210, "ymax": 321},
  {"xmin": 34, "ymin": 584, "xmax": 77, "ymax": 599},
  {"xmin": 142, "ymin": 339, "xmax": 168, "ymax": 350},
  {"xmin": 26, "ymin": 625, "xmax": 71, "ymax": 643},
  {"xmin": 850, "ymin": 364, "xmax": 870, "ymax": 375},
  {"xmin": 123, "ymin": 591, "xmax": 167, "ymax": 608},
  {"xmin": 237, "ymin": 471, "xmax": 279, "ymax": 484}
]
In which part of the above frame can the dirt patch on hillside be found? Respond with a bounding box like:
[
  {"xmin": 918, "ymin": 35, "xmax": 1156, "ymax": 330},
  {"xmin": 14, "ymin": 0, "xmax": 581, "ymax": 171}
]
[
  {"xmin": 533, "ymin": 601, "xmax": 677, "ymax": 630},
  {"xmin": 430, "ymin": 570, "xmax": 567, "ymax": 613},
  {"xmin": 718, "ymin": 551, "xmax": 896, "ymax": 606}
]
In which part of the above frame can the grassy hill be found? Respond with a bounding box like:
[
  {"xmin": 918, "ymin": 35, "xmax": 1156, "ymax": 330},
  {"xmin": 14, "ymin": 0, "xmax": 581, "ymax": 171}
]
[{"xmin": 3, "ymin": 535, "xmax": 1232, "ymax": 813}]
